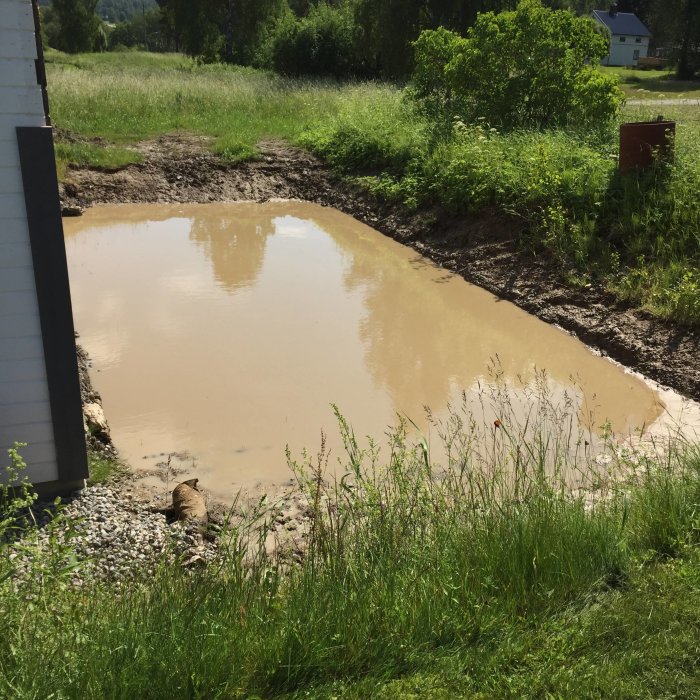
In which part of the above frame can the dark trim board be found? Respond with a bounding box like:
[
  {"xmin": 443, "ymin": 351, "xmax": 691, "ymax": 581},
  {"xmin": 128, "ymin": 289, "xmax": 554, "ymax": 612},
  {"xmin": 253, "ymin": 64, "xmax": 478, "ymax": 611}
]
[
  {"xmin": 16, "ymin": 126, "xmax": 88, "ymax": 487},
  {"xmin": 34, "ymin": 479, "xmax": 86, "ymax": 500}
]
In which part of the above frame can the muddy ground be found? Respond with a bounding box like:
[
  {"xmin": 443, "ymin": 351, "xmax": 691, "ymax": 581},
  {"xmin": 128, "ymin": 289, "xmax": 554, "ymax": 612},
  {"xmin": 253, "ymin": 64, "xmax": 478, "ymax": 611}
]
[{"xmin": 61, "ymin": 135, "xmax": 700, "ymax": 404}]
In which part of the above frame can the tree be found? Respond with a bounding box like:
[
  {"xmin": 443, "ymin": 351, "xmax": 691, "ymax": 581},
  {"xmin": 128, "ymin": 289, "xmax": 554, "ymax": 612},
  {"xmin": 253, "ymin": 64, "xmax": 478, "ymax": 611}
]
[
  {"xmin": 647, "ymin": 0, "xmax": 700, "ymax": 79},
  {"xmin": 410, "ymin": 0, "xmax": 622, "ymax": 129},
  {"xmin": 272, "ymin": 1, "xmax": 363, "ymax": 77},
  {"xmin": 158, "ymin": 0, "xmax": 285, "ymax": 64},
  {"xmin": 108, "ymin": 8, "xmax": 175, "ymax": 51},
  {"xmin": 353, "ymin": 0, "xmax": 517, "ymax": 79},
  {"xmin": 51, "ymin": 0, "xmax": 100, "ymax": 52}
]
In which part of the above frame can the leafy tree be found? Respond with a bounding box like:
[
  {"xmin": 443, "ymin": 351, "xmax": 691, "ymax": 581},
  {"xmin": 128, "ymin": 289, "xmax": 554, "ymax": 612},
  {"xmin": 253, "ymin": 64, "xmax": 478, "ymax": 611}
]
[
  {"xmin": 51, "ymin": 0, "xmax": 101, "ymax": 52},
  {"xmin": 353, "ymin": 0, "xmax": 517, "ymax": 78},
  {"xmin": 109, "ymin": 8, "xmax": 174, "ymax": 51},
  {"xmin": 646, "ymin": 0, "xmax": 700, "ymax": 79},
  {"xmin": 272, "ymin": 1, "xmax": 364, "ymax": 76},
  {"xmin": 410, "ymin": 0, "xmax": 622, "ymax": 129},
  {"xmin": 39, "ymin": 5, "xmax": 62, "ymax": 49},
  {"xmin": 158, "ymin": 0, "xmax": 285, "ymax": 64}
]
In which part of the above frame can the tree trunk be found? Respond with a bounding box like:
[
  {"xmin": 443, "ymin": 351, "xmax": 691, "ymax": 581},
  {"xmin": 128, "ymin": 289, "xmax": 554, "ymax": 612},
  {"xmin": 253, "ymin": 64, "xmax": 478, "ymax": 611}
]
[
  {"xmin": 223, "ymin": 0, "xmax": 235, "ymax": 64},
  {"xmin": 676, "ymin": 0, "xmax": 695, "ymax": 80}
]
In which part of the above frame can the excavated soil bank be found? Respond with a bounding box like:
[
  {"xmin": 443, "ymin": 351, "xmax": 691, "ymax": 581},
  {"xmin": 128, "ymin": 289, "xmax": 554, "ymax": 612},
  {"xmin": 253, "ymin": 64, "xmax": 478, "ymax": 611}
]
[{"xmin": 60, "ymin": 135, "xmax": 700, "ymax": 403}]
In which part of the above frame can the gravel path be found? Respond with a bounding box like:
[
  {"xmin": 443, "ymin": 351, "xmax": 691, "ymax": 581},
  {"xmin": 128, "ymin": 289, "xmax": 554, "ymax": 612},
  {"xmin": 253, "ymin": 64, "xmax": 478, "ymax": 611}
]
[
  {"xmin": 8, "ymin": 484, "xmax": 219, "ymax": 586},
  {"xmin": 627, "ymin": 98, "xmax": 700, "ymax": 106}
]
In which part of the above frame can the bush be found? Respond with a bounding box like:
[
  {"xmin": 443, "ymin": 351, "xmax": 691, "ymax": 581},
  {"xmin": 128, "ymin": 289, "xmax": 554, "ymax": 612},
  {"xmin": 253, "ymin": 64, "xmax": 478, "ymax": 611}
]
[
  {"xmin": 410, "ymin": 0, "xmax": 623, "ymax": 131},
  {"xmin": 271, "ymin": 2, "xmax": 362, "ymax": 78}
]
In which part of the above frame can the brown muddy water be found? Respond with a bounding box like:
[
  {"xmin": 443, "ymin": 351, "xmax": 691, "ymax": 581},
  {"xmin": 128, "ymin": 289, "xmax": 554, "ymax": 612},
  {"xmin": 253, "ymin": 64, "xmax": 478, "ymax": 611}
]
[{"xmin": 64, "ymin": 202, "xmax": 667, "ymax": 499}]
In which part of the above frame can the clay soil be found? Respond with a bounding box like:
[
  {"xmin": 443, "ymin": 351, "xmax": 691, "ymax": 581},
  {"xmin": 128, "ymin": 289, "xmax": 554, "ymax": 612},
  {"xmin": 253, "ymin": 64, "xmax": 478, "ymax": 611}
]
[{"xmin": 61, "ymin": 135, "xmax": 700, "ymax": 403}]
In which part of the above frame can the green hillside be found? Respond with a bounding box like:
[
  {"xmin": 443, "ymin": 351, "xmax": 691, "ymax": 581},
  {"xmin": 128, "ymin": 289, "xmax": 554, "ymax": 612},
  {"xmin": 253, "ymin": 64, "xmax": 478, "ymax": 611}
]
[{"xmin": 97, "ymin": 0, "xmax": 157, "ymax": 23}]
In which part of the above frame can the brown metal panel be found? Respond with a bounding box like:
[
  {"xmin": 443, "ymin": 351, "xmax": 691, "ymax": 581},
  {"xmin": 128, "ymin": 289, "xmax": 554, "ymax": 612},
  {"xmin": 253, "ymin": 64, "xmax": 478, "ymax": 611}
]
[{"xmin": 619, "ymin": 120, "xmax": 675, "ymax": 173}]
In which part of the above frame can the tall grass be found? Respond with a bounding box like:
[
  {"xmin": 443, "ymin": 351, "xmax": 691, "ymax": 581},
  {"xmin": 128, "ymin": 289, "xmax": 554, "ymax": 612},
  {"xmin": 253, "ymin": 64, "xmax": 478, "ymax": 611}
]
[
  {"xmin": 2, "ymin": 383, "xmax": 700, "ymax": 698},
  {"xmin": 46, "ymin": 50, "xmax": 399, "ymax": 162}
]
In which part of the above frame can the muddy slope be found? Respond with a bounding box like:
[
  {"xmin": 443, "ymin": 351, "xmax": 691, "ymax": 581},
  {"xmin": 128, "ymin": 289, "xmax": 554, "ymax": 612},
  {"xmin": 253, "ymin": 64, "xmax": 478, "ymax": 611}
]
[{"xmin": 60, "ymin": 136, "xmax": 700, "ymax": 402}]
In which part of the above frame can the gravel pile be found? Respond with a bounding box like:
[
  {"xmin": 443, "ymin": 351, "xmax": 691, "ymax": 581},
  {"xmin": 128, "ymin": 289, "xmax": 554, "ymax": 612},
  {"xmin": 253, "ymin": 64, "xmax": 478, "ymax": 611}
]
[{"xmin": 8, "ymin": 485, "xmax": 220, "ymax": 586}]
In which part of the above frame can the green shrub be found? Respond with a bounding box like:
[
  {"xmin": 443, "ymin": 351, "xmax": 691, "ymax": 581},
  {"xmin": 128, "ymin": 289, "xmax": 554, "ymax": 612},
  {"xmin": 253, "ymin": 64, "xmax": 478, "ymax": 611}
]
[
  {"xmin": 271, "ymin": 2, "xmax": 362, "ymax": 78},
  {"xmin": 410, "ymin": 0, "xmax": 623, "ymax": 130}
]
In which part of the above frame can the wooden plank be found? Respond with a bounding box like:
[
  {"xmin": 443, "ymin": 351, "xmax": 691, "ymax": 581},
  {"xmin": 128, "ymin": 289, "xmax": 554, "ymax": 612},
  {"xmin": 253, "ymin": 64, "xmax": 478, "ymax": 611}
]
[
  {"xmin": 0, "ymin": 336, "xmax": 45, "ymax": 362},
  {"xmin": 0, "ymin": 421, "xmax": 53, "ymax": 447},
  {"xmin": 0, "ymin": 357, "xmax": 47, "ymax": 382},
  {"xmin": 24, "ymin": 461, "xmax": 60, "ymax": 486},
  {"xmin": 0, "ymin": 29, "xmax": 37, "ymax": 60},
  {"xmin": 0, "ymin": 312, "xmax": 42, "ymax": 340},
  {"xmin": 0, "ymin": 112, "xmax": 45, "ymax": 140},
  {"xmin": 0, "ymin": 166, "xmax": 24, "ymax": 193},
  {"xmin": 0, "ymin": 3, "xmax": 34, "ymax": 33},
  {"xmin": 0, "ymin": 439, "xmax": 56, "ymax": 468},
  {"xmin": 0, "ymin": 379, "xmax": 50, "ymax": 406},
  {"xmin": 0, "ymin": 217, "xmax": 30, "ymax": 243},
  {"xmin": 0, "ymin": 137, "xmax": 21, "ymax": 169},
  {"xmin": 0, "ymin": 86, "xmax": 44, "ymax": 116},
  {"xmin": 0, "ymin": 242, "xmax": 33, "ymax": 269},
  {"xmin": 0, "ymin": 192, "xmax": 30, "ymax": 219},
  {"xmin": 0, "ymin": 265, "xmax": 36, "ymax": 293},
  {"xmin": 0, "ymin": 58, "xmax": 36, "ymax": 88},
  {"xmin": 0, "ymin": 400, "xmax": 53, "ymax": 428},
  {"xmin": 0, "ymin": 290, "xmax": 40, "ymax": 318}
]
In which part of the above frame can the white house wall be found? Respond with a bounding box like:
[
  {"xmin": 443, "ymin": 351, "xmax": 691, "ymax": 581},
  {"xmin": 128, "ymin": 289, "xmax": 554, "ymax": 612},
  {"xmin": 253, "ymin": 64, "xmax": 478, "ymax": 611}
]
[
  {"xmin": 603, "ymin": 36, "xmax": 650, "ymax": 66},
  {"xmin": 0, "ymin": 0, "xmax": 59, "ymax": 484}
]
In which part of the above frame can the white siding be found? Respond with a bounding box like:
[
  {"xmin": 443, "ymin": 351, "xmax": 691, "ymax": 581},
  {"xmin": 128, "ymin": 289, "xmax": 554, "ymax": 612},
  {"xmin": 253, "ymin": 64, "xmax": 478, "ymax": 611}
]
[
  {"xmin": 0, "ymin": 1, "xmax": 58, "ymax": 484},
  {"xmin": 603, "ymin": 36, "xmax": 650, "ymax": 67}
]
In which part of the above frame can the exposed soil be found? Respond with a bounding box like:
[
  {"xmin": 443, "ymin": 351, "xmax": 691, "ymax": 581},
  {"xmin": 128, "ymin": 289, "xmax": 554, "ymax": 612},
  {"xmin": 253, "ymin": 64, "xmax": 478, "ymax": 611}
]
[{"xmin": 61, "ymin": 134, "xmax": 700, "ymax": 403}]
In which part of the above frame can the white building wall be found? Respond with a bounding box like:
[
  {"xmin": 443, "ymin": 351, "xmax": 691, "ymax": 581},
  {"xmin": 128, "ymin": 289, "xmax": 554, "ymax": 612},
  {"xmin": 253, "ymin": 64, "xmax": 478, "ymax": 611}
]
[
  {"xmin": 603, "ymin": 36, "xmax": 650, "ymax": 67},
  {"xmin": 0, "ymin": 0, "xmax": 59, "ymax": 484}
]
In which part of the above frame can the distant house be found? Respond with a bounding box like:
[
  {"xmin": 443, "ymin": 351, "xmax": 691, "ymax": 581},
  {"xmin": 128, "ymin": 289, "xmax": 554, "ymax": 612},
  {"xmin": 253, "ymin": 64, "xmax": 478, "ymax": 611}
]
[{"xmin": 593, "ymin": 5, "xmax": 652, "ymax": 67}]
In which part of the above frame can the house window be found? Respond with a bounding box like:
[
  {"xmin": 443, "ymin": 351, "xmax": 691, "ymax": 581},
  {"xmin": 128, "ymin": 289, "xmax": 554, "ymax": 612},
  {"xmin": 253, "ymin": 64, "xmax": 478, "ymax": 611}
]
[
  {"xmin": 633, "ymin": 50, "xmax": 640, "ymax": 60},
  {"xmin": 619, "ymin": 36, "xmax": 626, "ymax": 42},
  {"xmin": 635, "ymin": 37, "xmax": 642, "ymax": 43}
]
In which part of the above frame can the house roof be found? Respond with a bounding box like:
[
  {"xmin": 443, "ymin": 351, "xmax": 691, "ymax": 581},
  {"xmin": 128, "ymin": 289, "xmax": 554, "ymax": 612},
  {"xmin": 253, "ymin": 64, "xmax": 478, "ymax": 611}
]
[{"xmin": 592, "ymin": 10, "xmax": 652, "ymax": 37}]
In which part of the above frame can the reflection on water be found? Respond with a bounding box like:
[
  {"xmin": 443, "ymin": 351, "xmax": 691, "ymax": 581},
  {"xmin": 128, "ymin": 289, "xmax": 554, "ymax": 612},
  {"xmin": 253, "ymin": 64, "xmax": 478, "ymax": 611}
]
[
  {"xmin": 64, "ymin": 202, "xmax": 664, "ymax": 498},
  {"xmin": 190, "ymin": 210, "xmax": 275, "ymax": 292}
]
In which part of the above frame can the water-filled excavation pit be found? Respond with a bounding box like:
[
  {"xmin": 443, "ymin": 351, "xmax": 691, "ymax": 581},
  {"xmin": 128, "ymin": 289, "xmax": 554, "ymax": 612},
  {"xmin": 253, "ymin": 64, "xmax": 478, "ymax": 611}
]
[{"xmin": 64, "ymin": 202, "xmax": 666, "ymax": 499}]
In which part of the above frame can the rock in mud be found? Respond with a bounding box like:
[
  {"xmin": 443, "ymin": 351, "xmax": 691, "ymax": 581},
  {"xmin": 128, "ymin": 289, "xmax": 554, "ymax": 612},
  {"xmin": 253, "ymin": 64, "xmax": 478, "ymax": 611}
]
[
  {"xmin": 172, "ymin": 478, "xmax": 208, "ymax": 524},
  {"xmin": 83, "ymin": 402, "xmax": 110, "ymax": 440}
]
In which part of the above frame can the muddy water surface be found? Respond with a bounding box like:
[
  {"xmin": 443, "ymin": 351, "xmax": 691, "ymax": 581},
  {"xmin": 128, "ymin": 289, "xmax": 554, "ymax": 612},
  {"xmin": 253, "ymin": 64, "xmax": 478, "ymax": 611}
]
[{"xmin": 64, "ymin": 202, "xmax": 664, "ymax": 498}]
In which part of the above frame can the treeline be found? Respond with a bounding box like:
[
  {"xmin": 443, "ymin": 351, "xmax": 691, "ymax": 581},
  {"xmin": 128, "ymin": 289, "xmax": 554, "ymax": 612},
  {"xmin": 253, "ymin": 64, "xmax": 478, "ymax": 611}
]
[
  {"xmin": 154, "ymin": 0, "xmax": 637, "ymax": 77},
  {"xmin": 97, "ymin": 0, "xmax": 157, "ymax": 22},
  {"xmin": 42, "ymin": 0, "xmax": 699, "ymax": 79}
]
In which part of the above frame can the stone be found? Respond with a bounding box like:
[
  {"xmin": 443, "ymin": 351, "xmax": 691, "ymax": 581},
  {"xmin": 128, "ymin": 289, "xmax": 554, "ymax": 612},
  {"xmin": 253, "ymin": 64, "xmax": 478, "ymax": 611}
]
[
  {"xmin": 172, "ymin": 479, "xmax": 208, "ymax": 524},
  {"xmin": 83, "ymin": 402, "xmax": 110, "ymax": 438}
]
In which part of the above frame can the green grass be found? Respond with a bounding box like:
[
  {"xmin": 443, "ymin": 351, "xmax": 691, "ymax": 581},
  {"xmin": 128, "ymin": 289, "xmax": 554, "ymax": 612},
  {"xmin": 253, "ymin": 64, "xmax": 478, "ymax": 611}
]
[
  {"xmin": 86, "ymin": 449, "xmax": 127, "ymax": 485},
  {"xmin": 54, "ymin": 141, "xmax": 141, "ymax": 178},
  {"xmin": 46, "ymin": 49, "xmax": 399, "ymax": 162},
  {"xmin": 600, "ymin": 65, "xmax": 700, "ymax": 100},
  {"xmin": 47, "ymin": 51, "xmax": 700, "ymax": 324},
  {"xmin": 2, "ymin": 389, "xmax": 700, "ymax": 699}
]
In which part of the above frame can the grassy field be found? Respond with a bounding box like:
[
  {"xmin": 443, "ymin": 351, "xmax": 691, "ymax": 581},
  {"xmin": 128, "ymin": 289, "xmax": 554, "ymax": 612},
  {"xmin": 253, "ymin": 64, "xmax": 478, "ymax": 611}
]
[
  {"xmin": 46, "ymin": 50, "xmax": 400, "ymax": 164},
  {"xmin": 600, "ymin": 65, "xmax": 700, "ymax": 100},
  {"xmin": 47, "ymin": 50, "xmax": 700, "ymax": 324},
  {"xmin": 3, "ymin": 390, "xmax": 700, "ymax": 699}
]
